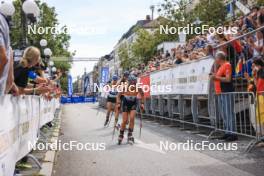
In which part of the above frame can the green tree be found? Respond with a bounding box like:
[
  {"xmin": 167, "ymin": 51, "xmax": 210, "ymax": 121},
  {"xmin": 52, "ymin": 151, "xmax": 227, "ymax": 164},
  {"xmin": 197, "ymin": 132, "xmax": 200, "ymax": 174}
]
[
  {"xmin": 11, "ymin": 0, "xmax": 71, "ymax": 56},
  {"xmin": 192, "ymin": 0, "xmax": 227, "ymax": 26},
  {"xmin": 10, "ymin": 0, "xmax": 72, "ymax": 91},
  {"xmin": 257, "ymin": 0, "xmax": 264, "ymax": 6},
  {"xmin": 118, "ymin": 42, "xmax": 132, "ymax": 70},
  {"xmin": 131, "ymin": 29, "xmax": 159, "ymax": 64}
]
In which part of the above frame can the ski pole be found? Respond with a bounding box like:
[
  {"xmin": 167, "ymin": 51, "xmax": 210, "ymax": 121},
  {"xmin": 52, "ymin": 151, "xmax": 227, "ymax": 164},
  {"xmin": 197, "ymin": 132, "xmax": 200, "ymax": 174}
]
[
  {"xmin": 107, "ymin": 111, "xmax": 114, "ymax": 127},
  {"xmin": 112, "ymin": 106, "xmax": 120, "ymax": 140},
  {"xmin": 139, "ymin": 108, "xmax": 143, "ymax": 138}
]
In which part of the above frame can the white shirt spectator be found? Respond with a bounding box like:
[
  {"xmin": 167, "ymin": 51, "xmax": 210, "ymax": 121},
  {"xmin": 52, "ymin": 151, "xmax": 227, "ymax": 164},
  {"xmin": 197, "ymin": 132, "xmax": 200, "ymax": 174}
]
[
  {"xmin": 253, "ymin": 38, "xmax": 263, "ymax": 57},
  {"xmin": 0, "ymin": 13, "xmax": 11, "ymax": 95},
  {"xmin": 207, "ymin": 33, "xmax": 216, "ymax": 45}
]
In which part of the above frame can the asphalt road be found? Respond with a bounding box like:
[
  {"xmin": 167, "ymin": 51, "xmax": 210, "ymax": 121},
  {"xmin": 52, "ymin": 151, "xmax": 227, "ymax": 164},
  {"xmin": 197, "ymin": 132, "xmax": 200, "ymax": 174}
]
[{"xmin": 53, "ymin": 103, "xmax": 264, "ymax": 176}]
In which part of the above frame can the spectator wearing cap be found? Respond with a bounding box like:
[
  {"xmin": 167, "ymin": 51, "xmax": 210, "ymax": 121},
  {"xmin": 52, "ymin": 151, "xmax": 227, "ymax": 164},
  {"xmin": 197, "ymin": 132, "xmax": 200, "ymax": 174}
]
[{"xmin": 211, "ymin": 51, "xmax": 237, "ymax": 141}]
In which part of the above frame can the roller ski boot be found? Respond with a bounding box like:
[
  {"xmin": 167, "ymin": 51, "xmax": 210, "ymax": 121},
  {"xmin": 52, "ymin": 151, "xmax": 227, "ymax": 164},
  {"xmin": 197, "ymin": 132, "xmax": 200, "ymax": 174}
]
[
  {"xmin": 118, "ymin": 130, "xmax": 124, "ymax": 145},
  {"xmin": 127, "ymin": 129, "xmax": 134, "ymax": 145}
]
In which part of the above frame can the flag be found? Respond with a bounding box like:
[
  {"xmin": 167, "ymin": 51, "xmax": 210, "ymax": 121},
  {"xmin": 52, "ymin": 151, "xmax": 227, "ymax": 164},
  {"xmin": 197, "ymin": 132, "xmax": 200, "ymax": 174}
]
[{"xmin": 236, "ymin": 59, "xmax": 243, "ymax": 74}]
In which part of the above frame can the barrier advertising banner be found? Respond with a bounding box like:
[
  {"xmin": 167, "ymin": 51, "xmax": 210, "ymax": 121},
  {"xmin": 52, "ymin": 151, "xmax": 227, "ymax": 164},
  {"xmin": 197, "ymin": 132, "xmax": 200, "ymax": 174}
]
[
  {"xmin": 0, "ymin": 95, "xmax": 60, "ymax": 176},
  {"xmin": 150, "ymin": 57, "xmax": 214, "ymax": 95}
]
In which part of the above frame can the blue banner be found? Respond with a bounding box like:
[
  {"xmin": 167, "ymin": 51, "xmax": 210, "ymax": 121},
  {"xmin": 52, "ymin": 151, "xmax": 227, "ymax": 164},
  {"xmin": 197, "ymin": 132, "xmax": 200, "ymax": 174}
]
[
  {"xmin": 61, "ymin": 96, "xmax": 97, "ymax": 104},
  {"xmin": 83, "ymin": 75, "xmax": 90, "ymax": 95},
  {"xmin": 101, "ymin": 67, "xmax": 109, "ymax": 84},
  {"xmin": 68, "ymin": 74, "xmax": 73, "ymax": 96}
]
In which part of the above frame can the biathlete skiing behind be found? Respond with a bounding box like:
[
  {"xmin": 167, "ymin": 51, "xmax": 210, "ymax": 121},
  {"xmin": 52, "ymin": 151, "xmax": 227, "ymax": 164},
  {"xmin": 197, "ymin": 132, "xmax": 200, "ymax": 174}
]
[
  {"xmin": 104, "ymin": 75, "xmax": 119, "ymax": 126},
  {"xmin": 116, "ymin": 75, "xmax": 144, "ymax": 145}
]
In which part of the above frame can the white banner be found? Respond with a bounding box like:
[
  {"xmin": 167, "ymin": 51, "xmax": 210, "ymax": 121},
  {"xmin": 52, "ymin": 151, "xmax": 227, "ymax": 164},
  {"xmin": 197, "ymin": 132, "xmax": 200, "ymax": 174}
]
[
  {"xmin": 0, "ymin": 95, "xmax": 60, "ymax": 176},
  {"xmin": 150, "ymin": 56, "xmax": 214, "ymax": 95}
]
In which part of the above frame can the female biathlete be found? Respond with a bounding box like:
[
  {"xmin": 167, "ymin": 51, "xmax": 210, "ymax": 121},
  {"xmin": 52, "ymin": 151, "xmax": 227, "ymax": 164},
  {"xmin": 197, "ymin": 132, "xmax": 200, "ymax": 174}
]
[
  {"xmin": 104, "ymin": 75, "xmax": 119, "ymax": 126},
  {"xmin": 116, "ymin": 75, "xmax": 144, "ymax": 144},
  {"xmin": 113, "ymin": 71, "xmax": 130, "ymax": 129}
]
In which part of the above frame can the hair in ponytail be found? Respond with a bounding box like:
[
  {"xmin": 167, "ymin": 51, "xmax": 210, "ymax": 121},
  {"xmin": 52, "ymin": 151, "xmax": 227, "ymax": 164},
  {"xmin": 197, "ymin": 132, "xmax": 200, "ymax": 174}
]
[{"xmin": 20, "ymin": 46, "xmax": 41, "ymax": 68}]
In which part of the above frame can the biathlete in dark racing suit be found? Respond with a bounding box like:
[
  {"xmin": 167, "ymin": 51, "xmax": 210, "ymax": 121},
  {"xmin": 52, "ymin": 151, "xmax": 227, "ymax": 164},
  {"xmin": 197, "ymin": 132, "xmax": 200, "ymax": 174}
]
[
  {"xmin": 116, "ymin": 75, "xmax": 144, "ymax": 145},
  {"xmin": 114, "ymin": 71, "xmax": 130, "ymax": 129},
  {"xmin": 104, "ymin": 75, "xmax": 119, "ymax": 126}
]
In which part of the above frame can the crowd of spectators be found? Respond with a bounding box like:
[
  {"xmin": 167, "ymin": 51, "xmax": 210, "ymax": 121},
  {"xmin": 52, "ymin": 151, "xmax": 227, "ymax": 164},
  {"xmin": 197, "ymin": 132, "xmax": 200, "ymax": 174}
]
[
  {"xmin": 0, "ymin": 12, "xmax": 62, "ymax": 99},
  {"xmin": 133, "ymin": 5, "xmax": 264, "ymax": 81}
]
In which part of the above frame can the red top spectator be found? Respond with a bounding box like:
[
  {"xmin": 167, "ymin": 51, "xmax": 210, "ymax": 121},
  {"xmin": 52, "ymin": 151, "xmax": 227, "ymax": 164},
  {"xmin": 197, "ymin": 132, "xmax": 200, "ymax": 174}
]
[{"xmin": 212, "ymin": 51, "xmax": 234, "ymax": 95}]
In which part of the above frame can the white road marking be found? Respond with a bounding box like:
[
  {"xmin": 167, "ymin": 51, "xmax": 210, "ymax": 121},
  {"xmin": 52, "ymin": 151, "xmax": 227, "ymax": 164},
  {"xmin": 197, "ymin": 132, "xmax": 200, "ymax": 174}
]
[{"xmin": 134, "ymin": 139, "xmax": 166, "ymax": 154}]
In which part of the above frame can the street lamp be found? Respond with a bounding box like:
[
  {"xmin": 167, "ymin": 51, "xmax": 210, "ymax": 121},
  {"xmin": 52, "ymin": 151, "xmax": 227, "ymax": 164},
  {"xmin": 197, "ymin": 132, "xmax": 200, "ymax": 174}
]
[
  {"xmin": 0, "ymin": 1, "xmax": 15, "ymax": 18},
  {"xmin": 40, "ymin": 39, "xmax": 48, "ymax": 47},
  {"xmin": 44, "ymin": 48, "xmax": 52, "ymax": 58},
  {"xmin": 52, "ymin": 67, "xmax": 57, "ymax": 73},
  {"xmin": 20, "ymin": 0, "xmax": 40, "ymax": 48},
  {"xmin": 22, "ymin": 0, "xmax": 40, "ymax": 22},
  {"xmin": 44, "ymin": 48, "xmax": 52, "ymax": 77},
  {"xmin": 49, "ymin": 61, "xmax": 54, "ymax": 67}
]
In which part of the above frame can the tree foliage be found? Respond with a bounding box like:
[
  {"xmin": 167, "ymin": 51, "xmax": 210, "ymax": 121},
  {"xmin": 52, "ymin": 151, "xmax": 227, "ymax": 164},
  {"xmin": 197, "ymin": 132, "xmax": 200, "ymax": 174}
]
[
  {"xmin": 11, "ymin": 0, "xmax": 71, "ymax": 56},
  {"xmin": 118, "ymin": 42, "xmax": 132, "ymax": 70},
  {"xmin": 192, "ymin": 0, "xmax": 227, "ymax": 26},
  {"xmin": 10, "ymin": 0, "xmax": 72, "ymax": 91},
  {"xmin": 257, "ymin": 0, "xmax": 264, "ymax": 6},
  {"xmin": 131, "ymin": 29, "xmax": 158, "ymax": 64}
]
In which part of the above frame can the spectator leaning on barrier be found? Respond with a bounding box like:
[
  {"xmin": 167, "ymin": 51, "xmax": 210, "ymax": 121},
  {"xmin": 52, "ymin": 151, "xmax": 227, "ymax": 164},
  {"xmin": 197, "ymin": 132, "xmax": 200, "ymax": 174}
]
[
  {"xmin": 14, "ymin": 46, "xmax": 51, "ymax": 95},
  {"xmin": 211, "ymin": 51, "xmax": 238, "ymax": 142}
]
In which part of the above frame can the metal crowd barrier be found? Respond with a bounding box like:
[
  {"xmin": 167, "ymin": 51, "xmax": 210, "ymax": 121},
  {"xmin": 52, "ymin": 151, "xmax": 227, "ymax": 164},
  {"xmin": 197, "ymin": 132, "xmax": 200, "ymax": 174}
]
[
  {"xmin": 141, "ymin": 92, "xmax": 263, "ymax": 150},
  {"xmin": 0, "ymin": 95, "xmax": 60, "ymax": 176}
]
